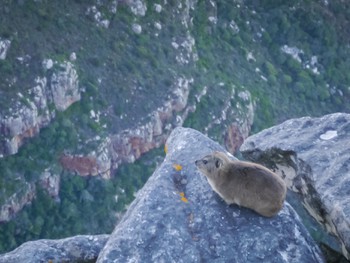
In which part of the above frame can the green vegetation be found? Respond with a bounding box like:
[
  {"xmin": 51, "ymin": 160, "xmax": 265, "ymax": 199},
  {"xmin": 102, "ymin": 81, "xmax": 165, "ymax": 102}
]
[
  {"xmin": 0, "ymin": 147, "xmax": 163, "ymax": 253},
  {"xmin": 184, "ymin": 0, "xmax": 349, "ymax": 134}
]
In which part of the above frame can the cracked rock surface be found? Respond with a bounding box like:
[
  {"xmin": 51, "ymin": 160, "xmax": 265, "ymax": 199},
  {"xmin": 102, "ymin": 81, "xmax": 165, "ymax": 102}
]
[
  {"xmin": 240, "ymin": 113, "xmax": 350, "ymax": 260},
  {"xmin": 97, "ymin": 127, "xmax": 324, "ymax": 263}
]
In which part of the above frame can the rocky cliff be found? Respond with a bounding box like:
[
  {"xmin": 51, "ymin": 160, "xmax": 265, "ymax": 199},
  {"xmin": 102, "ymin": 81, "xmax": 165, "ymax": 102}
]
[
  {"xmin": 0, "ymin": 0, "xmax": 256, "ymax": 225},
  {"xmin": 241, "ymin": 113, "xmax": 350, "ymax": 260},
  {"xmin": 0, "ymin": 127, "xmax": 325, "ymax": 262},
  {"xmin": 60, "ymin": 78, "xmax": 255, "ymax": 178},
  {"xmin": 0, "ymin": 60, "xmax": 80, "ymax": 223},
  {"xmin": 0, "ymin": 60, "xmax": 80, "ymax": 157}
]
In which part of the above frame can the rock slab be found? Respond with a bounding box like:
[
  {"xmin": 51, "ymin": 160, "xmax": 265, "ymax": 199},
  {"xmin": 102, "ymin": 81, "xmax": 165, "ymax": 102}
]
[
  {"xmin": 97, "ymin": 127, "xmax": 324, "ymax": 262},
  {"xmin": 0, "ymin": 234, "xmax": 109, "ymax": 263},
  {"xmin": 240, "ymin": 113, "xmax": 350, "ymax": 259}
]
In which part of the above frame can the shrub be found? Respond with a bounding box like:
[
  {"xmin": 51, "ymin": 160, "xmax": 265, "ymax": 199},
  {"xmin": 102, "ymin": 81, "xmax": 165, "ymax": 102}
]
[
  {"xmin": 283, "ymin": 74, "xmax": 293, "ymax": 84},
  {"xmin": 263, "ymin": 61, "xmax": 278, "ymax": 77}
]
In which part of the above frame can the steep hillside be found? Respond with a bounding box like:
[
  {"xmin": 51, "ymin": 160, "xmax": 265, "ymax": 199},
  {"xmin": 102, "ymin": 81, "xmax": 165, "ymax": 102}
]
[{"xmin": 0, "ymin": 0, "xmax": 349, "ymax": 254}]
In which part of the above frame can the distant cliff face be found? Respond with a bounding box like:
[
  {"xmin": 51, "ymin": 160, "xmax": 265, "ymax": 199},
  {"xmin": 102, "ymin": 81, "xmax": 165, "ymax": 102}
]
[
  {"xmin": 96, "ymin": 127, "xmax": 325, "ymax": 262},
  {"xmin": 0, "ymin": 2, "xmax": 258, "ymax": 223},
  {"xmin": 0, "ymin": 0, "xmax": 255, "ymax": 162},
  {"xmin": 0, "ymin": 0, "xmax": 256, "ymax": 235},
  {"xmin": 0, "ymin": 61, "xmax": 80, "ymax": 157},
  {"xmin": 0, "ymin": 234, "xmax": 109, "ymax": 263}
]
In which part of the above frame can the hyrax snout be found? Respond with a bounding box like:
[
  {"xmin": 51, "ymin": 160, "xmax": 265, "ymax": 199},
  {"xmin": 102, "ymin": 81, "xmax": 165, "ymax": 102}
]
[{"xmin": 195, "ymin": 151, "xmax": 287, "ymax": 217}]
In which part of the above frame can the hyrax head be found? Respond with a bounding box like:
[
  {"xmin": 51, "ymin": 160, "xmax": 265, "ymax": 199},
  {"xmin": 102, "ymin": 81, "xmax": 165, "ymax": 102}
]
[{"xmin": 195, "ymin": 152, "xmax": 225, "ymax": 178}]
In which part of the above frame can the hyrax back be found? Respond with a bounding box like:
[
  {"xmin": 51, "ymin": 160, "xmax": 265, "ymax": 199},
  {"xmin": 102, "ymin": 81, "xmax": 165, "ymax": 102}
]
[{"xmin": 195, "ymin": 151, "xmax": 287, "ymax": 217}]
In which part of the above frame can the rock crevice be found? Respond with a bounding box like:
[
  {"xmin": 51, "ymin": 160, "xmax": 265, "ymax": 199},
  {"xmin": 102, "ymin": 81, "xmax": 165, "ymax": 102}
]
[{"xmin": 241, "ymin": 113, "xmax": 350, "ymax": 259}]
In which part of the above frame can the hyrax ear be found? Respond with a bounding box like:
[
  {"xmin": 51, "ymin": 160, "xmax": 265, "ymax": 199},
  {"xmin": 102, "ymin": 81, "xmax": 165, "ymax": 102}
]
[{"xmin": 215, "ymin": 158, "xmax": 223, "ymax": 168}]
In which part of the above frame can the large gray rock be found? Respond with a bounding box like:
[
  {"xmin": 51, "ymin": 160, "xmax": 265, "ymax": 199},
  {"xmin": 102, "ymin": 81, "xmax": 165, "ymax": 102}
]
[
  {"xmin": 0, "ymin": 234, "xmax": 109, "ymax": 263},
  {"xmin": 240, "ymin": 113, "xmax": 350, "ymax": 260},
  {"xmin": 97, "ymin": 127, "xmax": 325, "ymax": 262}
]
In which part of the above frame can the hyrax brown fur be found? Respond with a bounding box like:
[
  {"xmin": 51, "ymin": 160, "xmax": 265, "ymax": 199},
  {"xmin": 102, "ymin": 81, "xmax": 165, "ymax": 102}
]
[{"xmin": 195, "ymin": 151, "xmax": 287, "ymax": 217}]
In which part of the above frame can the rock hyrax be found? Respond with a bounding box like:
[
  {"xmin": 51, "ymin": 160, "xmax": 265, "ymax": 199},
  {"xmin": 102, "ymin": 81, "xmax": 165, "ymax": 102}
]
[{"xmin": 195, "ymin": 151, "xmax": 287, "ymax": 217}]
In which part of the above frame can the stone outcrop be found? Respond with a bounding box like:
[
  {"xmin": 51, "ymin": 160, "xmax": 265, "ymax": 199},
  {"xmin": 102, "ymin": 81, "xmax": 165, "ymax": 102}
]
[
  {"xmin": 0, "ymin": 234, "xmax": 109, "ymax": 263},
  {"xmin": 50, "ymin": 61, "xmax": 80, "ymax": 112},
  {"xmin": 128, "ymin": 0, "xmax": 147, "ymax": 16},
  {"xmin": 60, "ymin": 154, "xmax": 100, "ymax": 177},
  {"xmin": 0, "ymin": 182, "xmax": 36, "ymax": 223},
  {"xmin": 0, "ymin": 168, "xmax": 61, "ymax": 223},
  {"xmin": 0, "ymin": 61, "xmax": 80, "ymax": 157},
  {"xmin": 97, "ymin": 127, "xmax": 325, "ymax": 262},
  {"xmin": 39, "ymin": 169, "xmax": 60, "ymax": 198},
  {"xmin": 240, "ymin": 113, "xmax": 350, "ymax": 260},
  {"xmin": 60, "ymin": 77, "xmax": 192, "ymax": 178},
  {"xmin": 223, "ymin": 90, "xmax": 255, "ymax": 153},
  {"xmin": 0, "ymin": 60, "xmax": 80, "ymax": 221},
  {"xmin": 0, "ymin": 38, "xmax": 11, "ymax": 60},
  {"xmin": 224, "ymin": 123, "xmax": 246, "ymax": 153}
]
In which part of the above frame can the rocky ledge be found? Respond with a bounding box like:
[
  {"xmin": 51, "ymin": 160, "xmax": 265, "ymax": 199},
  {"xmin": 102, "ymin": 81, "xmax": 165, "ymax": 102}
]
[
  {"xmin": 0, "ymin": 60, "xmax": 80, "ymax": 157},
  {"xmin": 0, "ymin": 234, "xmax": 108, "ymax": 263},
  {"xmin": 97, "ymin": 127, "xmax": 324, "ymax": 262},
  {"xmin": 0, "ymin": 127, "xmax": 325, "ymax": 262},
  {"xmin": 240, "ymin": 113, "xmax": 350, "ymax": 260}
]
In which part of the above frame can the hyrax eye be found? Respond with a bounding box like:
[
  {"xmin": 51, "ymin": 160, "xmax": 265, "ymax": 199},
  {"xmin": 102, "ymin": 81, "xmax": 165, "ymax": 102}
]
[{"xmin": 203, "ymin": 160, "xmax": 208, "ymax": 164}]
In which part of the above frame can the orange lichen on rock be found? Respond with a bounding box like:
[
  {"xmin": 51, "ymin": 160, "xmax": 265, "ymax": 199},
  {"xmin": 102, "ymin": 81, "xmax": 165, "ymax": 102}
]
[
  {"xmin": 179, "ymin": 192, "xmax": 188, "ymax": 203},
  {"xmin": 172, "ymin": 164, "xmax": 182, "ymax": 171}
]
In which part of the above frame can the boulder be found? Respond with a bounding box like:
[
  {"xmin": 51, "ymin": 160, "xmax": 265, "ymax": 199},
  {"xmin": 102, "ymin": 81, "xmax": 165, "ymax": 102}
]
[
  {"xmin": 129, "ymin": 0, "xmax": 147, "ymax": 16},
  {"xmin": 97, "ymin": 127, "xmax": 325, "ymax": 262},
  {"xmin": 240, "ymin": 113, "xmax": 350, "ymax": 260},
  {"xmin": 0, "ymin": 234, "xmax": 109, "ymax": 263},
  {"xmin": 50, "ymin": 61, "xmax": 80, "ymax": 111}
]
